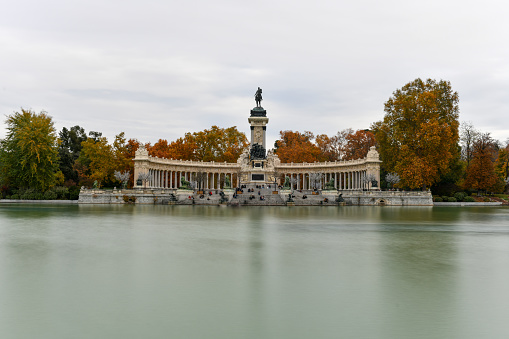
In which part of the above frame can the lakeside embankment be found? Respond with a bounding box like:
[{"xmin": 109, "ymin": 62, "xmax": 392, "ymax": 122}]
[
  {"xmin": 0, "ymin": 200, "xmax": 79, "ymax": 204},
  {"xmin": 77, "ymin": 187, "xmax": 434, "ymax": 206}
]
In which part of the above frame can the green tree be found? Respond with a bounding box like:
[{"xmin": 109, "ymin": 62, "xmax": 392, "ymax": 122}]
[
  {"xmin": 58, "ymin": 125, "xmax": 87, "ymax": 184},
  {"xmin": 0, "ymin": 109, "xmax": 59, "ymax": 191},
  {"xmin": 372, "ymin": 78, "xmax": 460, "ymax": 190}
]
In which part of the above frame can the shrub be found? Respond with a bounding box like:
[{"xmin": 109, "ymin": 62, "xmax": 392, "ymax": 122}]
[
  {"xmin": 447, "ymin": 197, "xmax": 457, "ymax": 202},
  {"xmin": 52, "ymin": 186, "xmax": 69, "ymax": 199},
  {"xmin": 454, "ymin": 192, "xmax": 467, "ymax": 202},
  {"xmin": 434, "ymin": 197, "xmax": 443, "ymax": 202},
  {"xmin": 483, "ymin": 197, "xmax": 491, "ymax": 202},
  {"xmin": 69, "ymin": 186, "xmax": 80, "ymax": 200},
  {"xmin": 441, "ymin": 196, "xmax": 449, "ymax": 201},
  {"xmin": 43, "ymin": 190, "xmax": 58, "ymax": 200},
  {"xmin": 464, "ymin": 196, "xmax": 475, "ymax": 202},
  {"xmin": 20, "ymin": 189, "xmax": 44, "ymax": 200}
]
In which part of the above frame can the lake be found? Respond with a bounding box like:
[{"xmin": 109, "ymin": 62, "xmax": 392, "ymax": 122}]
[{"xmin": 1, "ymin": 204, "xmax": 509, "ymax": 339}]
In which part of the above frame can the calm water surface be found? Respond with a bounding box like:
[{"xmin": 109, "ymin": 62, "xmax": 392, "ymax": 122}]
[{"xmin": 1, "ymin": 204, "xmax": 509, "ymax": 339}]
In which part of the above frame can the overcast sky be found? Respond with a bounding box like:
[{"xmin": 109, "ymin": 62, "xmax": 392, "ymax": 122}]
[{"xmin": 1, "ymin": 0, "xmax": 508, "ymax": 149}]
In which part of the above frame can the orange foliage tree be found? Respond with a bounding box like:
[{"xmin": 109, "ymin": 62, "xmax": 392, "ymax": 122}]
[
  {"xmin": 274, "ymin": 131, "xmax": 322, "ymax": 163},
  {"xmin": 343, "ymin": 129, "xmax": 377, "ymax": 160},
  {"xmin": 372, "ymin": 78, "xmax": 460, "ymax": 190},
  {"xmin": 122, "ymin": 138, "xmax": 140, "ymax": 187},
  {"xmin": 147, "ymin": 139, "xmax": 171, "ymax": 159},
  {"xmin": 147, "ymin": 126, "xmax": 248, "ymax": 162},
  {"xmin": 464, "ymin": 133, "xmax": 503, "ymax": 193},
  {"xmin": 315, "ymin": 129, "xmax": 351, "ymax": 161}
]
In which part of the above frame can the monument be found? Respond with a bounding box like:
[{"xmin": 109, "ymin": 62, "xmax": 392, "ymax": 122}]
[{"xmin": 80, "ymin": 87, "xmax": 435, "ymax": 206}]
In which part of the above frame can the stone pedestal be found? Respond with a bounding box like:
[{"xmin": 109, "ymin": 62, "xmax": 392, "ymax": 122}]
[{"xmin": 248, "ymin": 107, "xmax": 268, "ymax": 149}]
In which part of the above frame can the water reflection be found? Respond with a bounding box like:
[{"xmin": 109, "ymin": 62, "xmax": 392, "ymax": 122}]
[{"xmin": 1, "ymin": 205, "xmax": 509, "ymax": 338}]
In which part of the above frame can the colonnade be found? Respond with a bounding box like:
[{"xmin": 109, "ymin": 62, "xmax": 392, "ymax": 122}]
[
  {"xmin": 146, "ymin": 169, "xmax": 238, "ymax": 190},
  {"xmin": 279, "ymin": 170, "xmax": 369, "ymax": 190}
]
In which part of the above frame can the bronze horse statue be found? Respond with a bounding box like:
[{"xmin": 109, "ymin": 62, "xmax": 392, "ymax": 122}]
[{"xmin": 255, "ymin": 87, "xmax": 263, "ymax": 107}]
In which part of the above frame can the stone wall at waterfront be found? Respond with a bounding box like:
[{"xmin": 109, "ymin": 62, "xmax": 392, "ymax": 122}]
[
  {"xmin": 0, "ymin": 199, "xmax": 79, "ymax": 204},
  {"xmin": 78, "ymin": 188, "xmax": 433, "ymax": 206},
  {"xmin": 433, "ymin": 201, "xmax": 502, "ymax": 206},
  {"xmin": 344, "ymin": 190, "xmax": 433, "ymax": 206}
]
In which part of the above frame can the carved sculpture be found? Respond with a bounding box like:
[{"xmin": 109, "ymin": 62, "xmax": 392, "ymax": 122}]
[
  {"xmin": 180, "ymin": 176, "xmax": 191, "ymax": 189},
  {"xmin": 250, "ymin": 143, "xmax": 266, "ymax": 160},
  {"xmin": 283, "ymin": 176, "xmax": 291, "ymax": 189},
  {"xmin": 325, "ymin": 177, "xmax": 335, "ymax": 190}
]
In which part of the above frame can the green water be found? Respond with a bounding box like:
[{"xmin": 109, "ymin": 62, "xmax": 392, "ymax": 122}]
[{"xmin": 1, "ymin": 204, "xmax": 509, "ymax": 339}]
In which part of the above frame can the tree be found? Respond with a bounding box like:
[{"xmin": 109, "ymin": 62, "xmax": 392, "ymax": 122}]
[
  {"xmin": 75, "ymin": 136, "xmax": 114, "ymax": 187},
  {"xmin": 385, "ymin": 172, "xmax": 400, "ymax": 189},
  {"xmin": 460, "ymin": 121, "xmax": 479, "ymax": 166},
  {"xmin": 0, "ymin": 109, "xmax": 59, "ymax": 191},
  {"xmin": 167, "ymin": 134, "xmax": 197, "ymax": 160},
  {"xmin": 309, "ymin": 172, "xmax": 323, "ymax": 190},
  {"xmin": 274, "ymin": 131, "xmax": 321, "ymax": 163},
  {"xmin": 464, "ymin": 133, "xmax": 503, "ymax": 193},
  {"xmin": 192, "ymin": 126, "xmax": 248, "ymax": 162},
  {"xmin": 343, "ymin": 129, "xmax": 377, "ymax": 160},
  {"xmin": 147, "ymin": 139, "xmax": 171, "ymax": 159},
  {"xmin": 372, "ymin": 78, "xmax": 460, "ymax": 190},
  {"xmin": 123, "ymin": 138, "xmax": 140, "ymax": 187},
  {"xmin": 58, "ymin": 125, "xmax": 87, "ymax": 185},
  {"xmin": 495, "ymin": 142, "xmax": 509, "ymax": 189},
  {"xmin": 315, "ymin": 129, "xmax": 351, "ymax": 161},
  {"xmin": 114, "ymin": 170, "xmax": 130, "ymax": 189}
]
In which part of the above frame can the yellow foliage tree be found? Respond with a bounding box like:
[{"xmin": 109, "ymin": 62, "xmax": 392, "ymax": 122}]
[
  {"xmin": 0, "ymin": 109, "xmax": 59, "ymax": 191},
  {"xmin": 75, "ymin": 136, "xmax": 114, "ymax": 187},
  {"xmin": 372, "ymin": 78, "xmax": 460, "ymax": 190}
]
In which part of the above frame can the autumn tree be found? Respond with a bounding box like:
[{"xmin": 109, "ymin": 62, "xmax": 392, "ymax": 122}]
[
  {"xmin": 147, "ymin": 126, "xmax": 248, "ymax": 162},
  {"xmin": 147, "ymin": 139, "xmax": 172, "ymax": 159},
  {"xmin": 0, "ymin": 109, "xmax": 59, "ymax": 191},
  {"xmin": 372, "ymin": 78, "xmax": 460, "ymax": 190},
  {"xmin": 343, "ymin": 129, "xmax": 377, "ymax": 160},
  {"xmin": 495, "ymin": 143, "xmax": 509, "ymax": 189},
  {"xmin": 167, "ymin": 133, "xmax": 197, "ymax": 160},
  {"xmin": 123, "ymin": 138, "xmax": 140, "ymax": 187},
  {"xmin": 464, "ymin": 133, "xmax": 503, "ymax": 193},
  {"xmin": 74, "ymin": 134, "xmax": 114, "ymax": 187},
  {"xmin": 112, "ymin": 132, "xmax": 133, "ymax": 171},
  {"xmin": 274, "ymin": 131, "xmax": 321, "ymax": 163},
  {"xmin": 192, "ymin": 126, "xmax": 249, "ymax": 162},
  {"xmin": 315, "ymin": 129, "xmax": 350, "ymax": 161}
]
